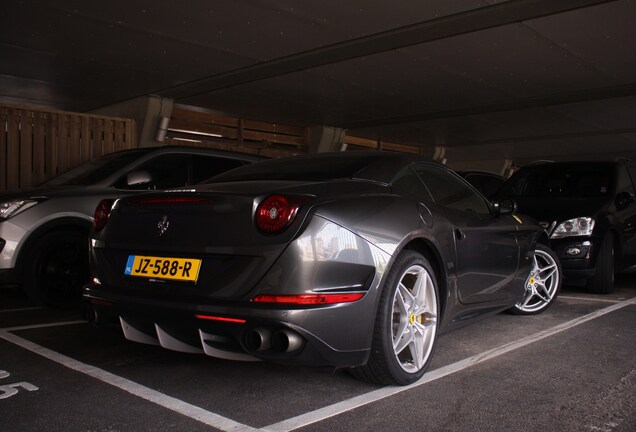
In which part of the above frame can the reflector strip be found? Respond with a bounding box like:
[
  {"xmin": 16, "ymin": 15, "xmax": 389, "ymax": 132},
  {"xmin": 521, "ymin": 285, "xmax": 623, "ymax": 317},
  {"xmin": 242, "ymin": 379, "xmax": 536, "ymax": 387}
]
[
  {"xmin": 195, "ymin": 314, "xmax": 246, "ymax": 324},
  {"xmin": 252, "ymin": 293, "xmax": 365, "ymax": 305}
]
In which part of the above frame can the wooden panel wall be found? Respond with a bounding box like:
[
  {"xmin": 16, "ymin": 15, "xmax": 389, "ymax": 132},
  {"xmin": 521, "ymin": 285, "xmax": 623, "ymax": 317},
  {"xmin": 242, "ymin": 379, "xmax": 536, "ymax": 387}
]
[
  {"xmin": 343, "ymin": 134, "xmax": 421, "ymax": 154},
  {"xmin": 165, "ymin": 107, "xmax": 307, "ymax": 158},
  {"xmin": 0, "ymin": 103, "xmax": 428, "ymax": 194},
  {"xmin": 166, "ymin": 107, "xmax": 425, "ymax": 158},
  {"xmin": 0, "ymin": 105, "xmax": 136, "ymax": 193}
]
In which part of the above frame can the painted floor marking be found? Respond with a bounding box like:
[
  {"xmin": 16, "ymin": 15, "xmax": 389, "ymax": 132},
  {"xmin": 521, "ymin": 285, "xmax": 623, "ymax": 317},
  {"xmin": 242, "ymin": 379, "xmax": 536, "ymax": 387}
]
[
  {"xmin": 559, "ymin": 295, "xmax": 623, "ymax": 303},
  {"xmin": 262, "ymin": 297, "xmax": 636, "ymax": 432},
  {"xmin": 2, "ymin": 320, "xmax": 87, "ymax": 332},
  {"xmin": 0, "ymin": 298, "xmax": 634, "ymax": 432},
  {"xmin": 0, "ymin": 307, "xmax": 44, "ymax": 313},
  {"xmin": 0, "ymin": 329, "xmax": 258, "ymax": 432}
]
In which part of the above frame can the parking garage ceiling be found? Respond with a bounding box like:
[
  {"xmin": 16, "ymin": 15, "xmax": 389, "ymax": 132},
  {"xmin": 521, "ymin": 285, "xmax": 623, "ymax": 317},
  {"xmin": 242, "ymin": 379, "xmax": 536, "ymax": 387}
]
[{"xmin": 2, "ymin": 0, "xmax": 636, "ymax": 164}]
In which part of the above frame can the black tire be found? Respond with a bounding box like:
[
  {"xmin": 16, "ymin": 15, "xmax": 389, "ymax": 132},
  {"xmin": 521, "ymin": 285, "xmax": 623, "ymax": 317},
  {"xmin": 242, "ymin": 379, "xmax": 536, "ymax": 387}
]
[
  {"xmin": 22, "ymin": 229, "xmax": 89, "ymax": 309},
  {"xmin": 350, "ymin": 251, "xmax": 439, "ymax": 386},
  {"xmin": 586, "ymin": 235, "xmax": 615, "ymax": 294},
  {"xmin": 509, "ymin": 243, "xmax": 561, "ymax": 315}
]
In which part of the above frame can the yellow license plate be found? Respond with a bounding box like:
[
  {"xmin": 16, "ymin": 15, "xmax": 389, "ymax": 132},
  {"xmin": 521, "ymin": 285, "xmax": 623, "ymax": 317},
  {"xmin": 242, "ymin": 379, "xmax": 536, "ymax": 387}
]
[{"xmin": 124, "ymin": 255, "xmax": 201, "ymax": 282}]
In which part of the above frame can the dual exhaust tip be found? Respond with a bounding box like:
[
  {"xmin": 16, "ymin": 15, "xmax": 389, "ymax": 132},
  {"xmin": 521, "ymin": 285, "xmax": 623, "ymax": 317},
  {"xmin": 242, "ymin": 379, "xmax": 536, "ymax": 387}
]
[
  {"xmin": 244, "ymin": 327, "xmax": 304, "ymax": 353},
  {"xmin": 84, "ymin": 304, "xmax": 304, "ymax": 356}
]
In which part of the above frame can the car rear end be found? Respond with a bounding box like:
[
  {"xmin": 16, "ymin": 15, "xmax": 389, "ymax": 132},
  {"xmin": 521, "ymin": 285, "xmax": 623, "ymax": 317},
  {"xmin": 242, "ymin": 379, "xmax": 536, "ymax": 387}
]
[{"xmin": 83, "ymin": 183, "xmax": 392, "ymax": 367}]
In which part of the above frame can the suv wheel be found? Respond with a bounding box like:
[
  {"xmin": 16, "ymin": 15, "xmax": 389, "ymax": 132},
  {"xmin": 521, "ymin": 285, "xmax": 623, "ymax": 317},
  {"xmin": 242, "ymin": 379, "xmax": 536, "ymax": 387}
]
[
  {"xmin": 22, "ymin": 229, "xmax": 89, "ymax": 309},
  {"xmin": 586, "ymin": 234, "xmax": 615, "ymax": 294}
]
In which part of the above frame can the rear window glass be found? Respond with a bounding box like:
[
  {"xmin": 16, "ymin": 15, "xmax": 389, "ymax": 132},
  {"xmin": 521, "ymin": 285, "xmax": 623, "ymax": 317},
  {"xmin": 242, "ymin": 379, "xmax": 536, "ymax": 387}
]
[
  {"xmin": 206, "ymin": 153, "xmax": 386, "ymax": 183},
  {"xmin": 192, "ymin": 156, "xmax": 246, "ymax": 184},
  {"xmin": 413, "ymin": 164, "xmax": 491, "ymax": 214}
]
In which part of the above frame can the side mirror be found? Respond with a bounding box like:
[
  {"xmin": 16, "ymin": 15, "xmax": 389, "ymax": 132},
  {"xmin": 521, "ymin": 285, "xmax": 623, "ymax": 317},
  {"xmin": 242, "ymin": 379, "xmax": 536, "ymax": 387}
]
[
  {"xmin": 492, "ymin": 199, "xmax": 517, "ymax": 216},
  {"xmin": 126, "ymin": 170, "xmax": 152, "ymax": 187},
  {"xmin": 615, "ymin": 191, "xmax": 634, "ymax": 211}
]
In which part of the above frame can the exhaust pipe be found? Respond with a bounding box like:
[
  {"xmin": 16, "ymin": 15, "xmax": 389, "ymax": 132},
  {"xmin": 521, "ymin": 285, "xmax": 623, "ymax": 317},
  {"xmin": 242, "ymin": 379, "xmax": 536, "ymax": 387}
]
[
  {"xmin": 244, "ymin": 327, "xmax": 272, "ymax": 351},
  {"xmin": 271, "ymin": 329, "xmax": 304, "ymax": 353}
]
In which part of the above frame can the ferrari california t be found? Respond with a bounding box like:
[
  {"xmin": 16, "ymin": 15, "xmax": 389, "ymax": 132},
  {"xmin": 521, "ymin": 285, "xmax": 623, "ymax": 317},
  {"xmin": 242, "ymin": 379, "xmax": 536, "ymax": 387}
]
[{"xmin": 83, "ymin": 151, "xmax": 561, "ymax": 385}]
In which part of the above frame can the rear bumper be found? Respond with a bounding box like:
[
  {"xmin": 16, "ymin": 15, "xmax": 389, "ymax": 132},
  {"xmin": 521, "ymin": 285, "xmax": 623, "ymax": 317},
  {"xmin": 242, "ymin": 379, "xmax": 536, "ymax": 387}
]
[
  {"xmin": 84, "ymin": 215, "xmax": 394, "ymax": 367},
  {"xmin": 82, "ymin": 283, "xmax": 374, "ymax": 368}
]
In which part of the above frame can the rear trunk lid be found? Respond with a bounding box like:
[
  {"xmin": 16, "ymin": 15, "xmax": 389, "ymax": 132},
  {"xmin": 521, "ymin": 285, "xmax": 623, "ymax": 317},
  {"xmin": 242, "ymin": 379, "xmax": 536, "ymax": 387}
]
[{"xmin": 92, "ymin": 189, "xmax": 306, "ymax": 301}]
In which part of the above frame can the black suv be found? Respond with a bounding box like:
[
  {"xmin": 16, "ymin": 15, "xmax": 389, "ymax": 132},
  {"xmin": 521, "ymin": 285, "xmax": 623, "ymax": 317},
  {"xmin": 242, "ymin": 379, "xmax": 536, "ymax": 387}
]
[{"xmin": 496, "ymin": 159, "xmax": 636, "ymax": 294}]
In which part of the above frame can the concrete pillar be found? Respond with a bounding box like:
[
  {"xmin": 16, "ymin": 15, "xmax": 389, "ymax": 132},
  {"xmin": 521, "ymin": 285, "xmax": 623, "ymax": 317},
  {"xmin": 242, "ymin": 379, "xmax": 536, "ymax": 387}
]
[
  {"xmin": 307, "ymin": 126, "xmax": 346, "ymax": 153},
  {"xmin": 432, "ymin": 146, "xmax": 447, "ymax": 165},
  {"xmin": 90, "ymin": 95, "xmax": 174, "ymax": 148}
]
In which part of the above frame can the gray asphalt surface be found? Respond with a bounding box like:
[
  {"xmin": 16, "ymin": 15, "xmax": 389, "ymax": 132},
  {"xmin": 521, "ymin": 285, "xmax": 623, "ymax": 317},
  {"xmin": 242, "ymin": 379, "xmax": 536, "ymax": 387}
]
[{"xmin": 1, "ymin": 274, "xmax": 634, "ymax": 432}]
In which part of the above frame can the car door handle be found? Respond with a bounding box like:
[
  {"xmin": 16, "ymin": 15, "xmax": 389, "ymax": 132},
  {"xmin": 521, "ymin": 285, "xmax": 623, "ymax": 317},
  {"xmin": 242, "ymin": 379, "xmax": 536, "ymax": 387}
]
[{"xmin": 455, "ymin": 228, "xmax": 466, "ymax": 240}]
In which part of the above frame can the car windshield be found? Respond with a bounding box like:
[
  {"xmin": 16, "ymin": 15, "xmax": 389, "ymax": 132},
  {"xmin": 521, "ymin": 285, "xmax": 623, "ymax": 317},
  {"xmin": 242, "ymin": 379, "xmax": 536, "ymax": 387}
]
[
  {"xmin": 206, "ymin": 153, "xmax": 387, "ymax": 183},
  {"xmin": 38, "ymin": 149, "xmax": 153, "ymax": 186},
  {"xmin": 500, "ymin": 163, "xmax": 615, "ymax": 198}
]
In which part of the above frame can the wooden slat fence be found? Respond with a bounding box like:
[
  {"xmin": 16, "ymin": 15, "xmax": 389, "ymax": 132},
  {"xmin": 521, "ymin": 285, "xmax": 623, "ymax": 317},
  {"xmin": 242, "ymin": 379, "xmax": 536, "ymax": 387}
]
[
  {"xmin": 165, "ymin": 107, "xmax": 308, "ymax": 158},
  {"xmin": 0, "ymin": 103, "xmax": 426, "ymax": 194},
  {"xmin": 166, "ymin": 106, "xmax": 425, "ymax": 157},
  {"xmin": 0, "ymin": 105, "xmax": 136, "ymax": 193},
  {"xmin": 343, "ymin": 134, "xmax": 420, "ymax": 154}
]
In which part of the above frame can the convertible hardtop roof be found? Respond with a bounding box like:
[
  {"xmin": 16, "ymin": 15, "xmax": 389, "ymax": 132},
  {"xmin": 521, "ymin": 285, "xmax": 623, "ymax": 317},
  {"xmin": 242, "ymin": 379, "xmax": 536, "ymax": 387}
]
[{"xmin": 209, "ymin": 151, "xmax": 441, "ymax": 184}]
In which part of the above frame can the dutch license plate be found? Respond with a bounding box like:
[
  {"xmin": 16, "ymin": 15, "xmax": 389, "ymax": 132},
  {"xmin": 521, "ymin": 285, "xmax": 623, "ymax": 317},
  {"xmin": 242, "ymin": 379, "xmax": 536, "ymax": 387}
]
[{"xmin": 124, "ymin": 255, "xmax": 201, "ymax": 282}]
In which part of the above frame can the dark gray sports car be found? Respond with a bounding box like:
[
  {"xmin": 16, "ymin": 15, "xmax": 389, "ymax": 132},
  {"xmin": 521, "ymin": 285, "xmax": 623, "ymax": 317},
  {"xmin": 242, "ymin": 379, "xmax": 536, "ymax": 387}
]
[{"xmin": 83, "ymin": 151, "xmax": 561, "ymax": 385}]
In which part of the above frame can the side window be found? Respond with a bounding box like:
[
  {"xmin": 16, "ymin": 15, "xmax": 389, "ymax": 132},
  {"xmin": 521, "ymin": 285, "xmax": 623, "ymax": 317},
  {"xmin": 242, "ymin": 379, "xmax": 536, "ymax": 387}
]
[
  {"xmin": 413, "ymin": 164, "xmax": 491, "ymax": 215},
  {"xmin": 463, "ymin": 173, "xmax": 505, "ymax": 199},
  {"xmin": 114, "ymin": 154, "xmax": 190, "ymax": 190},
  {"xmin": 391, "ymin": 167, "xmax": 434, "ymax": 202},
  {"xmin": 192, "ymin": 155, "xmax": 245, "ymax": 184}
]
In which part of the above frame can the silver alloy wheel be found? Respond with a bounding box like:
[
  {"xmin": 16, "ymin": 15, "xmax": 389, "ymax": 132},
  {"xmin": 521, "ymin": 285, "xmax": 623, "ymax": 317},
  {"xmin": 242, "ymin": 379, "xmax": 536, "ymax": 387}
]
[
  {"xmin": 517, "ymin": 249, "xmax": 560, "ymax": 313},
  {"xmin": 391, "ymin": 264, "xmax": 438, "ymax": 373}
]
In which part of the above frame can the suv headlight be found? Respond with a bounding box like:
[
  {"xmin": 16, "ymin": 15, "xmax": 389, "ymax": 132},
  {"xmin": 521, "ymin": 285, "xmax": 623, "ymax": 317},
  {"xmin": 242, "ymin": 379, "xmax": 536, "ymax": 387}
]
[
  {"xmin": 0, "ymin": 200, "xmax": 39, "ymax": 220},
  {"xmin": 550, "ymin": 217, "xmax": 595, "ymax": 239}
]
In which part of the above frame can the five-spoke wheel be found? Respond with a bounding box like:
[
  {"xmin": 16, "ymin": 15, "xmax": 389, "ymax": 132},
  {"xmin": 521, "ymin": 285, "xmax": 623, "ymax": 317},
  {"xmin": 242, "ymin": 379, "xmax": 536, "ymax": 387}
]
[
  {"xmin": 351, "ymin": 251, "xmax": 438, "ymax": 385},
  {"xmin": 511, "ymin": 243, "xmax": 561, "ymax": 315},
  {"xmin": 391, "ymin": 263, "xmax": 438, "ymax": 374}
]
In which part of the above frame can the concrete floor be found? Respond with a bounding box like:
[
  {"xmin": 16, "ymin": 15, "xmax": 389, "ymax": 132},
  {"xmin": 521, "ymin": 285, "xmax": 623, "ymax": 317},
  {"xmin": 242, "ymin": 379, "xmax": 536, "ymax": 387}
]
[{"xmin": 1, "ymin": 274, "xmax": 634, "ymax": 432}]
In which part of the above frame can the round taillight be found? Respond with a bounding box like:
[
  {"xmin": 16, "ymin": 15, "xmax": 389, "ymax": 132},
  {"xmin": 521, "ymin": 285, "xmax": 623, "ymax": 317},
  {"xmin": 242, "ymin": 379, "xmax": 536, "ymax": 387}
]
[
  {"xmin": 94, "ymin": 199, "xmax": 115, "ymax": 231},
  {"xmin": 256, "ymin": 195, "xmax": 300, "ymax": 233}
]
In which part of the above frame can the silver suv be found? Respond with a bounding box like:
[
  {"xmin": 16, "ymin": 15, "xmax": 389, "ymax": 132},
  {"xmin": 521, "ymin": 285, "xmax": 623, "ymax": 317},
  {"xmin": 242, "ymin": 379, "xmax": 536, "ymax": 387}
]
[{"xmin": 0, "ymin": 146, "xmax": 262, "ymax": 308}]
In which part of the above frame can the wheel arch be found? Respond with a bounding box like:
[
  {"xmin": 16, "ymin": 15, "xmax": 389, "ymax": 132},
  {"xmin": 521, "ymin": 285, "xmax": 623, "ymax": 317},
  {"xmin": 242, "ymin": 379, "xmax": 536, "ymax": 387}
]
[
  {"xmin": 14, "ymin": 217, "xmax": 92, "ymax": 277},
  {"xmin": 400, "ymin": 237, "xmax": 447, "ymax": 318},
  {"xmin": 351, "ymin": 236, "xmax": 445, "ymax": 385},
  {"xmin": 596, "ymin": 213, "xmax": 621, "ymax": 268}
]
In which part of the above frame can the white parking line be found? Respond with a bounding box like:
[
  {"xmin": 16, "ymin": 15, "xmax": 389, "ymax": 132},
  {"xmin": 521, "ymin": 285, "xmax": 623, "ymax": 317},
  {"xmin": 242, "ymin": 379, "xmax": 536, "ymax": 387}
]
[
  {"xmin": 0, "ymin": 298, "xmax": 634, "ymax": 432},
  {"xmin": 0, "ymin": 328, "xmax": 258, "ymax": 432},
  {"xmin": 2, "ymin": 320, "xmax": 87, "ymax": 332},
  {"xmin": 262, "ymin": 297, "xmax": 636, "ymax": 432},
  {"xmin": 0, "ymin": 307, "xmax": 44, "ymax": 313},
  {"xmin": 558, "ymin": 295, "xmax": 624, "ymax": 303}
]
